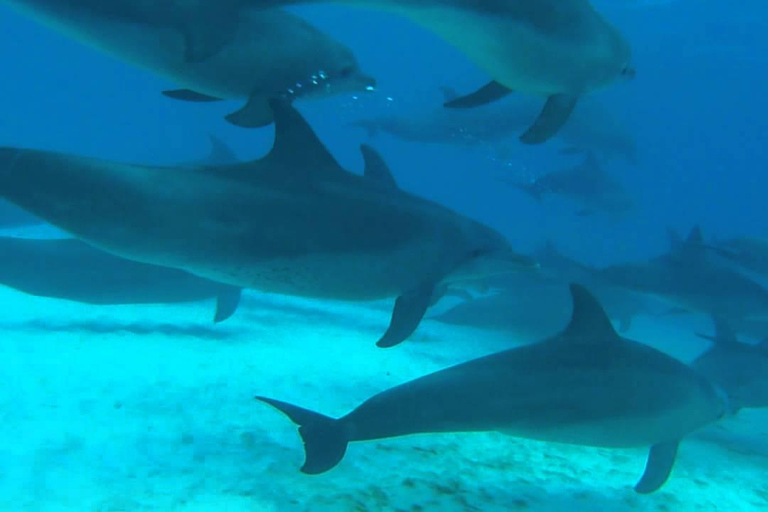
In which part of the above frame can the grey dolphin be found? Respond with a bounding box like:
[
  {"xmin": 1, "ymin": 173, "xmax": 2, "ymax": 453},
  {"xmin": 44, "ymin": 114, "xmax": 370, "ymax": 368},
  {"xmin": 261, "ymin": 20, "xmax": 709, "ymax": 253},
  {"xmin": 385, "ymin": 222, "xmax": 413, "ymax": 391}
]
[
  {"xmin": 592, "ymin": 227, "xmax": 768, "ymax": 321},
  {"xmin": 3, "ymin": 1, "xmax": 375, "ymax": 127},
  {"xmin": 350, "ymin": 89, "xmax": 638, "ymax": 163},
  {"xmin": 256, "ymin": 284, "xmax": 728, "ymax": 493},
  {"xmin": 505, "ymin": 151, "xmax": 634, "ymax": 216},
  {"xmin": 0, "ymin": 237, "xmax": 242, "ymax": 323},
  {"xmin": 0, "ymin": 99, "xmax": 535, "ymax": 347},
  {"xmin": 692, "ymin": 316, "xmax": 768, "ymax": 412},
  {"xmin": 249, "ymin": 0, "xmax": 633, "ymax": 143},
  {"xmin": 705, "ymin": 236, "xmax": 768, "ymax": 280}
]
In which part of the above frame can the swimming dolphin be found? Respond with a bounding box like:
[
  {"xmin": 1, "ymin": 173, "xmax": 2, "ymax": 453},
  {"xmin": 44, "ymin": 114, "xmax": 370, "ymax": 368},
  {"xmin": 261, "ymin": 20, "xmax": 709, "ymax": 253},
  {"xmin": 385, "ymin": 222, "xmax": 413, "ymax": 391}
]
[
  {"xmin": 504, "ymin": 151, "xmax": 634, "ymax": 216},
  {"xmin": 0, "ymin": 199, "xmax": 40, "ymax": 229},
  {"xmin": 2, "ymin": 1, "xmax": 375, "ymax": 127},
  {"xmin": 256, "ymin": 284, "xmax": 728, "ymax": 493},
  {"xmin": 0, "ymin": 237, "xmax": 242, "ymax": 323},
  {"xmin": 258, "ymin": 0, "xmax": 633, "ymax": 143},
  {"xmin": 0, "ymin": 100, "xmax": 535, "ymax": 348},
  {"xmin": 692, "ymin": 316, "xmax": 768, "ymax": 412},
  {"xmin": 350, "ymin": 88, "xmax": 638, "ymax": 163},
  {"xmin": 254, "ymin": 0, "xmax": 634, "ymax": 143},
  {"xmin": 592, "ymin": 227, "xmax": 768, "ymax": 321},
  {"xmin": 705, "ymin": 236, "xmax": 768, "ymax": 281}
]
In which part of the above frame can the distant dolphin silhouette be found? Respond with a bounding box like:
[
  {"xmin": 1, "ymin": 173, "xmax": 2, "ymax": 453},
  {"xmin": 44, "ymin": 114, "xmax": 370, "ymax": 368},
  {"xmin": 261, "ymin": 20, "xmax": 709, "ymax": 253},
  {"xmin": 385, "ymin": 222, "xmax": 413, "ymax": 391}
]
[
  {"xmin": 0, "ymin": 99, "xmax": 536, "ymax": 347},
  {"xmin": 4, "ymin": 1, "xmax": 375, "ymax": 127},
  {"xmin": 257, "ymin": 284, "xmax": 728, "ymax": 493},
  {"xmin": 0, "ymin": 237, "xmax": 242, "ymax": 323}
]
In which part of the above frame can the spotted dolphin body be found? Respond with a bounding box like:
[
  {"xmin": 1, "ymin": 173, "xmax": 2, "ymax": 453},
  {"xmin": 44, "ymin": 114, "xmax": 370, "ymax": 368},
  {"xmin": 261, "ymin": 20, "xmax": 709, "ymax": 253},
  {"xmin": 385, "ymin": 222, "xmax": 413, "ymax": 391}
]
[
  {"xmin": 0, "ymin": 100, "xmax": 534, "ymax": 347},
  {"xmin": 2, "ymin": 0, "xmax": 375, "ymax": 127},
  {"xmin": 351, "ymin": 89, "xmax": 638, "ymax": 163},
  {"xmin": 257, "ymin": 285, "xmax": 728, "ymax": 493}
]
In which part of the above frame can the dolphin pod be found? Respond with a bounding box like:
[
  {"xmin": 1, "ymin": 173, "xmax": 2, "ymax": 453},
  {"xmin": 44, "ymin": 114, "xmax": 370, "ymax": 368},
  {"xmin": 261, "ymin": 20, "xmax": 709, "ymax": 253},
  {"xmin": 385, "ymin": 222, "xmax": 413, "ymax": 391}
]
[
  {"xmin": 257, "ymin": 284, "xmax": 729, "ymax": 493},
  {"xmin": 3, "ymin": 0, "xmax": 375, "ymax": 127},
  {"xmin": 0, "ymin": 99, "xmax": 536, "ymax": 348}
]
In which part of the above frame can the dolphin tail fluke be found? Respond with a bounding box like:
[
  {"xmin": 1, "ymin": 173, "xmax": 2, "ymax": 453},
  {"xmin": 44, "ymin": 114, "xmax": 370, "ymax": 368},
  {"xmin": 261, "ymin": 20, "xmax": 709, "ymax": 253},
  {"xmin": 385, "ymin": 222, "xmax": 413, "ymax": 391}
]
[
  {"xmin": 443, "ymin": 80, "xmax": 512, "ymax": 109},
  {"xmin": 225, "ymin": 95, "xmax": 275, "ymax": 128},
  {"xmin": 255, "ymin": 396, "xmax": 348, "ymax": 474},
  {"xmin": 634, "ymin": 440, "xmax": 680, "ymax": 494},
  {"xmin": 214, "ymin": 287, "xmax": 242, "ymax": 323},
  {"xmin": 520, "ymin": 94, "xmax": 578, "ymax": 145},
  {"xmin": 377, "ymin": 283, "xmax": 435, "ymax": 348}
]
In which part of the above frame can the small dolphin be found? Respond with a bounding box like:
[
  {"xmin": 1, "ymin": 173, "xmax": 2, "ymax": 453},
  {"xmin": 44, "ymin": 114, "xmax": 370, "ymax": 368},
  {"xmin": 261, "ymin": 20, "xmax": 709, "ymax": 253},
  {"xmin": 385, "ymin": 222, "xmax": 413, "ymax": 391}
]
[
  {"xmin": 256, "ymin": 284, "xmax": 728, "ymax": 493},
  {"xmin": 255, "ymin": 0, "xmax": 633, "ymax": 143},
  {"xmin": 504, "ymin": 152, "xmax": 634, "ymax": 216},
  {"xmin": 705, "ymin": 236, "xmax": 768, "ymax": 280},
  {"xmin": 0, "ymin": 237, "xmax": 242, "ymax": 323},
  {"xmin": 692, "ymin": 316, "xmax": 768, "ymax": 412},
  {"xmin": 3, "ymin": 1, "xmax": 375, "ymax": 127},
  {"xmin": 592, "ymin": 227, "xmax": 768, "ymax": 321},
  {"xmin": 350, "ymin": 89, "xmax": 638, "ymax": 163},
  {"xmin": 0, "ymin": 100, "xmax": 535, "ymax": 347}
]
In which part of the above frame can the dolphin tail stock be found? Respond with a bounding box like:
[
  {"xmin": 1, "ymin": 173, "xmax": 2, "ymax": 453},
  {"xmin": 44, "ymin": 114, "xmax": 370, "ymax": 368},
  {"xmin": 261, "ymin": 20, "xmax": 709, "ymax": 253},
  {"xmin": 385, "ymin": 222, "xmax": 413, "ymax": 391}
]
[
  {"xmin": 213, "ymin": 287, "xmax": 242, "ymax": 323},
  {"xmin": 255, "ymin": 396, "xmax": 348, "ymax": 474},
  {"xmin": 634, "ymin": 440, "xmax": 680, "ymax": 494}
]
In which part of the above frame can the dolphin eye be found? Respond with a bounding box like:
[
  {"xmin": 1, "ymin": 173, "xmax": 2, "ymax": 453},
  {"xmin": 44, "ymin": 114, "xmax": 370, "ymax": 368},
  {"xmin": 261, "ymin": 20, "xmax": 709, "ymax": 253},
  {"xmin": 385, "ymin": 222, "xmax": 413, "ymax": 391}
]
[
  {"xmin": 470, "ymin": 249, "xmax": 485, "ymax": 258},
  {"xmin": 339, "ymin": 66, "xmax": 354, "ymax": 78}
]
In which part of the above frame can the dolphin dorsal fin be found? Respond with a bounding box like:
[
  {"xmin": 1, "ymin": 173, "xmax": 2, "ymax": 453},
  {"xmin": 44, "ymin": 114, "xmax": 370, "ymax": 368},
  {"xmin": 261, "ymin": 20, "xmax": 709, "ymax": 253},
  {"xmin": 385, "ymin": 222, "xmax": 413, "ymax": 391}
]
[
  {"xmin": 263, "ymin": 99, "xmax": 346, "ymax": 181},
  {"xmin": 204, "ymin": 135, "xmax": 240, "ymax": 165},
  {"xmin": 360, "ymin": 144, "xmax": 398, "ymax": 190},
  {"xmin": 676, "ymin": 226, "xmax": 707, "ymax": 265},
  {"xmin": 564, "ymin": 283, "xmax": 620, "ymax": 341}
]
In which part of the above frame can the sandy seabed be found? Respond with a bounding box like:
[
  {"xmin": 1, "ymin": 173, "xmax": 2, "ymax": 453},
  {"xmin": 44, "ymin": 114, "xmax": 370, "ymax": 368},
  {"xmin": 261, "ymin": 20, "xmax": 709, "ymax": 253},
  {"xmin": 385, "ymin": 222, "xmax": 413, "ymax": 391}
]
[{"xmin": 0, "ymin": 282, "xmax": 766, "ymax": 512}]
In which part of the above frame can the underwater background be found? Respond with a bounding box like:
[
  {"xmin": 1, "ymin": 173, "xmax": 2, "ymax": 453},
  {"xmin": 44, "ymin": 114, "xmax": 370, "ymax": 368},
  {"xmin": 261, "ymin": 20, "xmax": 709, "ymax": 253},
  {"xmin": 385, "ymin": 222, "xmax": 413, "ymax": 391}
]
[{"xmin": 0, "ymin": 0, "xmax": 767, "ymax": 510}]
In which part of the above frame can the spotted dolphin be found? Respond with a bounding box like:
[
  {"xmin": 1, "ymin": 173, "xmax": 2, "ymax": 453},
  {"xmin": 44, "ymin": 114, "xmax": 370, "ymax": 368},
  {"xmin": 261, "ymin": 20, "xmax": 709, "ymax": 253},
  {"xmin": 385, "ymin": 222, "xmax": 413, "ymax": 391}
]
[
  {"xmin": 2, "ymin": 0, "xmax": 375, "ymax": 127},
  {"xmin": 256, "ymin": 284, "xmax": 728, "ymax": 493},
  {"xmin": 0, "ymin": 100, "xmax": 535, "ymax": 347}
]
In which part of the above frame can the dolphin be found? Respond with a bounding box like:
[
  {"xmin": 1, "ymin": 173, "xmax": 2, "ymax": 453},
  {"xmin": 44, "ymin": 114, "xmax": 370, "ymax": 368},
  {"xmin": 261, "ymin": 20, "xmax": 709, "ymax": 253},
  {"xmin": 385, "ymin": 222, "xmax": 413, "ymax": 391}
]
[
  {"xmin": 350, "ymin": 88, "xmax": 638, "ymax": 163},
  {"xmin": 0, "ymin": 237, "xmax": 242, "ymax": 323},
  {"xmin": 705, "ymin": 236, "xmax": 768, "ymax": 280},
  {"xmin": 692, "ymin": 316, "xmax": 768, "ymax": 412},
  {"xmin": 0, "ymin": 99, "xmax": 535, "ymax": 348},
  {"xmin": 2, "ymin": 1, "xmax": 375, "ymax": 128},
  {"xmin": 0, "ymin": 134, "xmax": 238, "ymax": 231},
  {"xmin": 504, "ymin": 151, "xmax": 634, "ymax": 216},
  {"xmin": 256, "ymin": 284, "xmax": 728, "ymax": 493},
  {"xmin": 251, "ymin": 0, "xmax": 633, "ymax": 143},
  {"xmin": 592, "ymin": 227, "xmax": 768, "ymax": 322}
]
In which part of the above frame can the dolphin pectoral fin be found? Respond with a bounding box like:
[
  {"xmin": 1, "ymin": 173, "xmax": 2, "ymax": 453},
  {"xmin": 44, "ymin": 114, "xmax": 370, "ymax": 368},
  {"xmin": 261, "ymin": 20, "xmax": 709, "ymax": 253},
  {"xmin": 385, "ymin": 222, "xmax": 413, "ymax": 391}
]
[
  {"xmin": 428, "ymin": 283, "xmax": 450, "ymax": 308},
  {"xmin": 634, "ymin": 440, "xmax": 680, "ymax": 494},
  {"xmin": 162, "ymin": 89, "xmax": 224, "ymax": 102},
  {"xmin": 225, "ymin": 96, "xmax": 275, "ymax": 128},
  {"xmin": 377, "ymin": 283, "xmax": 435, "ymax": 348},
  {"xmin": 443, "ymin": 81, "xmax": 513, "ymax": 109},
  {"xmin": 520, "ymin": 94, "xmax": 578, "ymax": 145},
  {"xmin": 255, "ymin": 396, "xmax": 348, "ymax": 474},
  {"xmin": 213, "ymin": 287, "xmax": 242, "ymax": 323}
]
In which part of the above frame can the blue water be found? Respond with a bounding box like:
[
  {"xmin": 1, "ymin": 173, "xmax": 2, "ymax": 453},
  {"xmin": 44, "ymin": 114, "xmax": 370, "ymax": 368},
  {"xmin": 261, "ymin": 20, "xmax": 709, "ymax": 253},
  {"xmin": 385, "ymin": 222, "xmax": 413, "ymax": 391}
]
[{"xmin": 1, "ymin": 0, "xmax": 767, "ymax": 510}]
